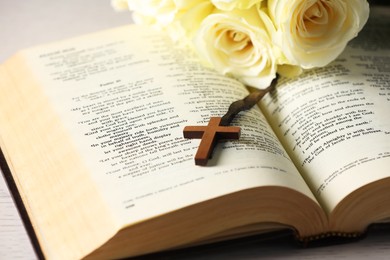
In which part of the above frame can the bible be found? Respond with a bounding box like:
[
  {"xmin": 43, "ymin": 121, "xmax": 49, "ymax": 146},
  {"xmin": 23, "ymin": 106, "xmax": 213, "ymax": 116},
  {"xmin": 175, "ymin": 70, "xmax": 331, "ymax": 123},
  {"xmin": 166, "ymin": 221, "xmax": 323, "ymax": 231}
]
[{"xmin": 0, "ymin": 7, "xmax": 389, "ymax": 260}]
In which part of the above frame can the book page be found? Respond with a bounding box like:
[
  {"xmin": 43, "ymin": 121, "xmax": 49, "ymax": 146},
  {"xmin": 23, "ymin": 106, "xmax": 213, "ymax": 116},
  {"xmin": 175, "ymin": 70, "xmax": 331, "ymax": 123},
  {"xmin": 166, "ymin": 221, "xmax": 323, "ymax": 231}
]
[
  {"xmin": 16, "ymin": 25, "xmax": 317, "ymax": 225},
  {"xmin": 260, "ymin": 10, "xmax": 390, "ymax": 214}
]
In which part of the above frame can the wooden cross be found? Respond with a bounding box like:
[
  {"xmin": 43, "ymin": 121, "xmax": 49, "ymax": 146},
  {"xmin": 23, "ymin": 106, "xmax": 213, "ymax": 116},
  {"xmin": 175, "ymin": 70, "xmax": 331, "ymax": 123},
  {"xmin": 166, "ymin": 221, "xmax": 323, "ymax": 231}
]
[
  {"xmin": 183, "ymin": 75, "xmax": 278, "ymax": 166},
  {"xmin": 183, "ymin": 117, "xmax": 240, "ymax": 166}
]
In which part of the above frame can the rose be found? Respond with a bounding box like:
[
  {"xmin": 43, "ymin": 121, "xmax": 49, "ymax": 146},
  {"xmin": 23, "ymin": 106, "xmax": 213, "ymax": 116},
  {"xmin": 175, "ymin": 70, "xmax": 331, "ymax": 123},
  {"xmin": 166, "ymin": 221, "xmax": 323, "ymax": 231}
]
[
  {"xmin": 194, "ymin": 6, "xmax": 278, "ymax": 88},
  {"xmin": 125, "ymin": 0, "xmax": 211, "ymax": 27},
  {"xmin": 211, "ymin": 0, "xmax": 263, "ymax": 11},
  {"xmin": 126, "ymin": 0, "xmax": 178, "ymax": 27},
  {"xmin": 125, "ymin": 0, "xmax": 214, "ymax": 41},
  {"xmin": 168, "ymin": 1, "xmax": 215, "ymax": 41},
  {"xmin": 268, "ymin": 0, "xmax": 370, "ymax": 68},
  {"xmin": 118, "ymin": 1, "xmax": 370, "ymax": 83},
  {"xmin": 111, "ymin": 0, "xmax": 129, "ymax": 11}
]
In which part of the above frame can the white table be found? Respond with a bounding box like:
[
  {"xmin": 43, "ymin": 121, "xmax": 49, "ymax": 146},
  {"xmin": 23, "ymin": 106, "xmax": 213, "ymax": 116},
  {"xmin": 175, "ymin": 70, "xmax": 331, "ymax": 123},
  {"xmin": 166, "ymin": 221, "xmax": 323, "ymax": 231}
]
[{"xmin": 1, "ymin": 1, "xmax": 389, "ymax": 259}]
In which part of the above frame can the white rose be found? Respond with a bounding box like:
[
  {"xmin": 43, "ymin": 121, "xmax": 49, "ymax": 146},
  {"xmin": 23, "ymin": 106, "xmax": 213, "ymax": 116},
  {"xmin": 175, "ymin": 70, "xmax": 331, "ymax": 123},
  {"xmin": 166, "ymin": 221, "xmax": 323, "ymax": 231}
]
[
  {"xmin": 194, "ymin": 7, "xmax": 278, "ymax": 89},
  {"xmin": 111, "ymin": 0, "xmax": 129, "ymax": 11},
  {"xmin": 211, "ymin": 0, "xmax": 263, "ymax": 11},
  {"xmin": 127, "ymin": 0, "xmax": 209, "ymax": 26},
  {"xmin": 168, "ymin": 1, "xmax": 215, "ymax": 41},
  {"xmin": 127, "ymin": 0, "xmax": 177, "ymax": 27},
  {"xmin": 127, "ymin": 0, "xmax": 213, "ymax": 41},
  {"xmin": 268, "ymin": 0, "xmax": 370, "ymax": 68}
]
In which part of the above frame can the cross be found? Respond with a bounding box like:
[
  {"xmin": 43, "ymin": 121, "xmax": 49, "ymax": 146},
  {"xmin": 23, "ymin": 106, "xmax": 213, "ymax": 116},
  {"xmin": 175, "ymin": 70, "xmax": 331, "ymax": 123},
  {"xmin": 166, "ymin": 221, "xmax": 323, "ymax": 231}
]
[
  {"xmin": 183, "ymin": 117, "xmax": 240, "ymax": 166},
  {"xmin": 183, "ymin": 75, "xmax": 278, "ymax": 166}
]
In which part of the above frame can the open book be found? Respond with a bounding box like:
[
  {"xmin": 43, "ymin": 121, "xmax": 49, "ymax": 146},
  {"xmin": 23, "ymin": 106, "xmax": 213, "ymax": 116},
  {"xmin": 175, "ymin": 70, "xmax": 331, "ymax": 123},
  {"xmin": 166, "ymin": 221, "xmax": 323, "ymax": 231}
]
[{"xmin": 0, "ymin": 7, "xmax": 389, "ymax": 260}]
